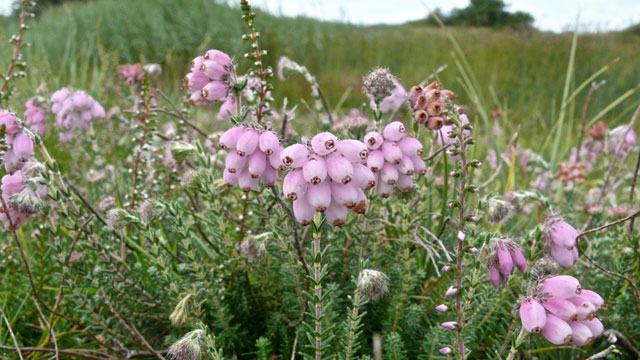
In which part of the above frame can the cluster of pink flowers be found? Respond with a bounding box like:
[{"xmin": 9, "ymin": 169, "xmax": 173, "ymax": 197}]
[
  {"xmin": 51, "ymin": 88, "xmax": 105, "ymax": 143},
  {"xmin": 486, "ymin": 238, "xmax": 527, "ymax": 289},
  {"xmin": 364, "ymin": 121, "xmax": 425, "ymax": 197},
  {"xmin": 24, "ymin": 97, "xmax": 48, "ymax": 134},
  {"xmin": 543, "ymin": 216, "xmax": 579, "ymax": 268},
  {"xmin": 184, "ymin": 49, "xmax": 232, "ymax": 106},
  {"xmin": 118, "ymin": 63, "xmax": 145, "ymax": 86},
  {"xmin": 281, "ymin": 132, "xmax": 374, "ymax": 226},
  {"xmin": 220, "ymin": 126, "xmax": 280, "ymax": 191},
  {"xmin": 608, "ymin": 124, "xmax": 637, "ymax": 158},
  {"xmin": 368, "ymin": 79, "xmax": 406, "ymax": 114},
  {"xmin": 520, "ymin": 275, "xmax": 604, "ymax": 346},
  {"xmin": 332, "ymin": 108, "xmax": 371, "ymax": 131},
  {"xmin": 409, "ymin": 81, "xmax": 458, "ymax": 131},
  {"xmin": 1, "ymin": 110, "xmax": 35, "ymax": 173}
]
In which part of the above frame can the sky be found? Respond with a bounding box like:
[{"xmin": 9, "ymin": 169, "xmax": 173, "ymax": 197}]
[
  {"xmin": 249, "ymin": 0, "xmax": 640, "ymax": 33},
  {"xmin": 1, "ymin": 0, "xmax": 639, "ymax": 33}
]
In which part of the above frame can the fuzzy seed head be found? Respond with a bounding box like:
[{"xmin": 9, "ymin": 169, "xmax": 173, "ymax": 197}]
[
  {"xmin": 358, "ymin": 269, "xmax": 389, "ymax": 301},
  {"xmin": 362, "ymin": 67, "xmax": 397, "ymax": 104}
]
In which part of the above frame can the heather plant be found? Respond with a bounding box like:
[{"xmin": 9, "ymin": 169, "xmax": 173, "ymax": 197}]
[{"xmin": 0, "ymin": 1, "xmax": 640, "ymax": 360}]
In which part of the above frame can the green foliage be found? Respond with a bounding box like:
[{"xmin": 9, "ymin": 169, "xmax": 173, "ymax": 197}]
[{"xmin": 419, "ymin": 0, "xmax": 534, "ymax": 29}]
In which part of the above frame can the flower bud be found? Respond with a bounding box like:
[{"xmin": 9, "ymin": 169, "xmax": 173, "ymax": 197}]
[
  {"xmin": 201, "ymin": 81, "xmax": 229, "ymax": 102},
  {"xmin": 542, "ymin": 297, "xmax": 578, "ymax": 322},
  {"xmin": 236, "ymin": 129, "xmax": 260, "ymax": 157},
  {"xmin": 168, "ymin": 329, "xmax": 204, "ymax": 360},
  {"xmin": 381, "ymin": 141, "xmax": 402, "ymax": 165},
  {"xmin": 326, "ymin": 153, "xmax": 354, "ymax": 184},
  {"xmin": 445, "ymin": 286, "xmax": 458, "ymax": 297},
  {"xmin": 281, "ymin": 144, "xmax": 309, "ymax": 168},
  {"xmin": 223, "ymin": 168, "xmax": 238, "ymax": 186},
  {"xmin": 382, "ymin": 121, "xmax": 406, "ymax": 142},
  {"xmin": 441, "ymin": 321, "xmax": 456, "ymax": 330},
  {"xmin": 539, "ymin": 275, "xmax": 582, "ymax": 298},
  {"xmin": 330, "ymin": 182, "xmax": 358, "ymax": 208},
  {"xmin": 171, "ymin": 141, "xmax": 195, "ymax": 164},
  {"xmin": 426, "ymin": 116, "xmax": 444, "ymax": 130},
  {"xmin": 569, "ymin": 321, "xmax": 594, "ymax": 346},
  {"xmin": 13, "ymin": 133, "xmax": 33, "ymax": 162},
  {"xmin": 581, "ymin": 318, "xmax": 603, "ymax": 337},
  {"xmin": 396, "ymin": 155, "xmax": 415, "ymax": 175},
  {"xmin": 238, "ymin": 169, "xmax": 259, "ymax": 192},
  {"xmin": 302, "ymin": 156, "xmax": 327, "ymax": 185},
  {"xmin": 376, "ymin": 179, "xmax": 393, "ymax": 198},
  {"xmin": 219, "ymin": 126, "xmax": 246, "ymax": 149},
  {"xmin": 204, "ymin": 49, "xmax": 232, "ymax": 66},
  {"xmin": 268, "ymin": 145, "xmax": 286, "ymax": 171},
  {"xmin": 293, "ymin": 195, "xmax": 314, "ymax": 225},
  {"xmin": 380, "ymin": 162, "xmax": 398, "ymax": 185},
  {"xmin": 435, "ymin": 304, "xmax": 448, "ymax": 312},
  {"xmin": 183, "ymin": 72, "xmax": 209, "ymax": 92},
  {"xmin": 367, "ymin": 150, "xmax": 385, "ymax": 172},
  {"xmin": 579, "ymin": 290, "xmax": 604, "ymax": 310},
  {"xmin": 311, "ymin": 132, "xmax": 338, "ymax": 156},
  {"xmin": 411, "ymin": 156, "xmax": 426, "ymax": 175},
  {"xmin": 520, "ymin": 298, "xmax": 546, "ymax": 334},
  {"xmin": 225, "ymin": 151, "xmax": 248, "ymax": 174},
  {"xmin": 352, "ymin": 188, "xmax": 368, "ymax": 214},
  {"xmin": 326, "ymin": 200, "xmax": 348, "ymax": 226},
  {"xmin": 258, "ymin": 130, "xmax": 280, "ymax": 155},
  {"xmin": 190, "ymin": 56, "xmax": 205, "ymax": 72},
  {"xmin": 541, "ymin": 314, "xmax": 573, "ymax": 345},
  {"xmin": 439, "ymin": 347, "xmax": 452, "ymax": 355},
  {"xmin": 307, "ymin": 181, "xmax": 331, "ymax": 212},
  {"xmin": 364, "ymin": 131, "xmax": 384, "ymax": 150},
  {"xmin": 397, "ymin": 173, "xmax": 413, "ymax": 193},
  {"xmin": 200, "ymin": 60, "xmax": 228, "ymax": 81},
  {"xmin": 397, "ymin": 137, "xmax": 423, "ymax": 157},
  {"xmin": 352, "ymin": 163, "xmax": 376, "ymax": 190},
  {"xmin": 414, "ymin": 109, "xmax": 428, "ymax": 124},
  {"xmin": 248, "ymin": 150, "xmax": 267, "ymax": 178},
  {"xmin": 336, "ymin": 139, "xmax": 368, "ymax": 163},
  {"xmin": 567, "ymin": 296, "xmax": 596, "ymax": 321},
  {"xmin": 358, "ymin": 269, "xmax": 389, "ymax": 301},
  {"xmin": 283, "ymin": 169, "xmax": 307, "ymax": 201},
  {"xmin": 262, "ymin": 166, "xmax": 279, "ymax": 187}
]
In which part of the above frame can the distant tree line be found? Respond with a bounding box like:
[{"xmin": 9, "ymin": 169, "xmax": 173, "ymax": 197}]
[
  {"xmin": 415, "ymin": 0, "xmax": 534, "ymax": 30},
  {"xmin": 10, "ymin": 0, "xmax": 90, "ymax": 16}
]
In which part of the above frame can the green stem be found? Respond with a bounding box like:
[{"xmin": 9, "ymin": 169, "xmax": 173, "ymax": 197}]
[{"xmin": 505, "ymin": 327, "xmax": 527, "ymax": 360}]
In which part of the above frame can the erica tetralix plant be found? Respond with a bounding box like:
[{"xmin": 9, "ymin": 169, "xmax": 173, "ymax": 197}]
[
  {"xmin": 543, "ymin": 216, "xmax": 579, "ymax": 268},
  {"xmin": 519, "ymin": 275, "xmax": 605, "ymax": 346},
  {"xmin": 220, "ymin": 126, "xmax": 281, "ymax": 191},
  {"xmin": 364, "ymin": 121, "xmax": 425, "ymax": 197},
  {"xmin": 280, "ymin": 131, "xmax": 374, "ymax": 226},
  {"xmin": 184, "ymin": 49, "xmax": 234, "ymax": 106},
  {"xmin": 486, "ymin": 237, "xmax": 526, "ymax": 289}
]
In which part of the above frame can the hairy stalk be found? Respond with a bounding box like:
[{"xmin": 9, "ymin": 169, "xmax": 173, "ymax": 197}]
[
  {"xmin": 392, "ymin": 242, "xmax": 411, "ymax": 331},
  {"xmin": 505, "ymin": 327, "xmax": 527, "ymax": 360},
  {"xmin": 313, "ymin": 218, "xmax": 323, "ymax": 360},
  {"xmin": 455, "ymin": 127, "xmax": 469, "ymax": 358},
  {"xmin": 343, "ymin": 286, "xmax": 364, "ymax": 360},
  {"xmin": 240, "ymin": 0, "xmax": 272, "ymax": 123},
  {"xmin": 0, "ymin": 0, "xmax": 29, "ymax": 102}
]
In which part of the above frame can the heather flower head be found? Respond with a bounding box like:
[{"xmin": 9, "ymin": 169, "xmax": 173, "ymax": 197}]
[
  {"xmin": 486, "ymin": 197, "xmax": 514, "ymax": 223},
  {"xmin": 276, "ymin": 56, "xmax": 302, "ymax": 80},
  {"xmin": 106, "ymin": 208, "xmax": 131, "ymax": 230},
  {"xmin": 0, "ymin": 109, "xmax": 20, "ymax": 144},
  {"xmin": 0, "ymin": 166, "xmax": 47, "ymax": 231},
  {"xmin": 362, "ymin": 67, "xmax": 397, "ymax": 104},
  {"xmin": 587, "ymin": 120, "xmax": 607, "ymax": 140},
  {"xmin": 51, "ymin": 88, "xmax": 105, "ymax": 143},
  {"xmin": 24, "ymin": 97, "xmax": 48, "ymax": 134},
  {"xmin": 138, "ymin": 199, "xmax": 163, "ymax": 224},
  {"xmin": 280, "ymin": 131, "xmax": 374, "ymax": 226},
  {"xmin": 143, "ymin": 63, "xmax": 162, "ymax": 79},
  {"xmin": 486, "ymin": 238, "xmax": 526, "ymax": 289},
  {"xmin": 167, "ymin": 329, "xmax": 204, "ymax": 360},
  {"xmin": 118, "ymin": 63, "xmax": 144, "ymax": 86},
  {"xmin": 184, "ymin": 49, "xmax": 233, "ymax": 107},
  {"xmin": 608, "ymin": 124, "xmax": 637, "ymax": 158},
  {"xmin": 542, "ymin": 216, "xmax": 579, "ymax": 268},
  {"xmin": 368, "ymin": 79, "xmax": 407, "ymax": 114},
  {"xmin": 238, "ymin": 236, "xmax": 266, "ymax": 263},
  {"xmin": 358, "ymin": 269, "xmax": 389, "ymax": 301},
  {"xmin": 332, "ymin": 108, "xmax": 371, "ymax": 131},
  {"xmin": 519, "ymin": 275, "xmax": 604, "ymax": 346},
  {"xmin": 364, "ymin": 122, "xmax": 424, "ymax": 198},
  {"xmin": 409, "ymin": 81, "xmax": 459, "ymax": 131},
  {"xmin": 221, "ymin": 126, "xmax": 281, "ymax": 191},
  {"xmin": 98, "ymin": 195, "xmax": 116, "ymax": 212}
]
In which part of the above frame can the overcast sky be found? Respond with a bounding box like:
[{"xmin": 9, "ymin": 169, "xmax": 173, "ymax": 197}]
[
  {"xmin": 250, "ymin": 0, "xmax": 640, "ymax": 33},
  {"xmin": 1, "ymin": 0, "xmax": 639, "ymax": 33}
]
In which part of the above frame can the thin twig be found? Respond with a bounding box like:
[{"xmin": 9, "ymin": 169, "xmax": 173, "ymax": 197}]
[
  {"xmin": 585, "ymin": 345, "xmax": 617, "ymax": 360},
  {"xmin": 316, "ymin": 86, "xmax": 333, "ymax": 124},
  {"xmin": 0, "ymin": 306, "xmax": 24, "ymax": 360},
  {"xmin": 629, "ymin": 151, "xmax": 640, "ymax": 231},
  {"xmin": 98, "ymin": 289, "xmax": 165, "ymax": 359},
  {"xmin": 31, "ymin": 295, "xmax": 59, "ymax": 360},
  {"xmin": 152, "ymin": 107, "xmax": 208, "ymax": 138},
  {"xmin": 602, "ymin": 329, "xmax": 639, "ymax": 358},
  {"xmin": 0, "ymin": 346, "xmax": 106, "ymax": 360}
]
